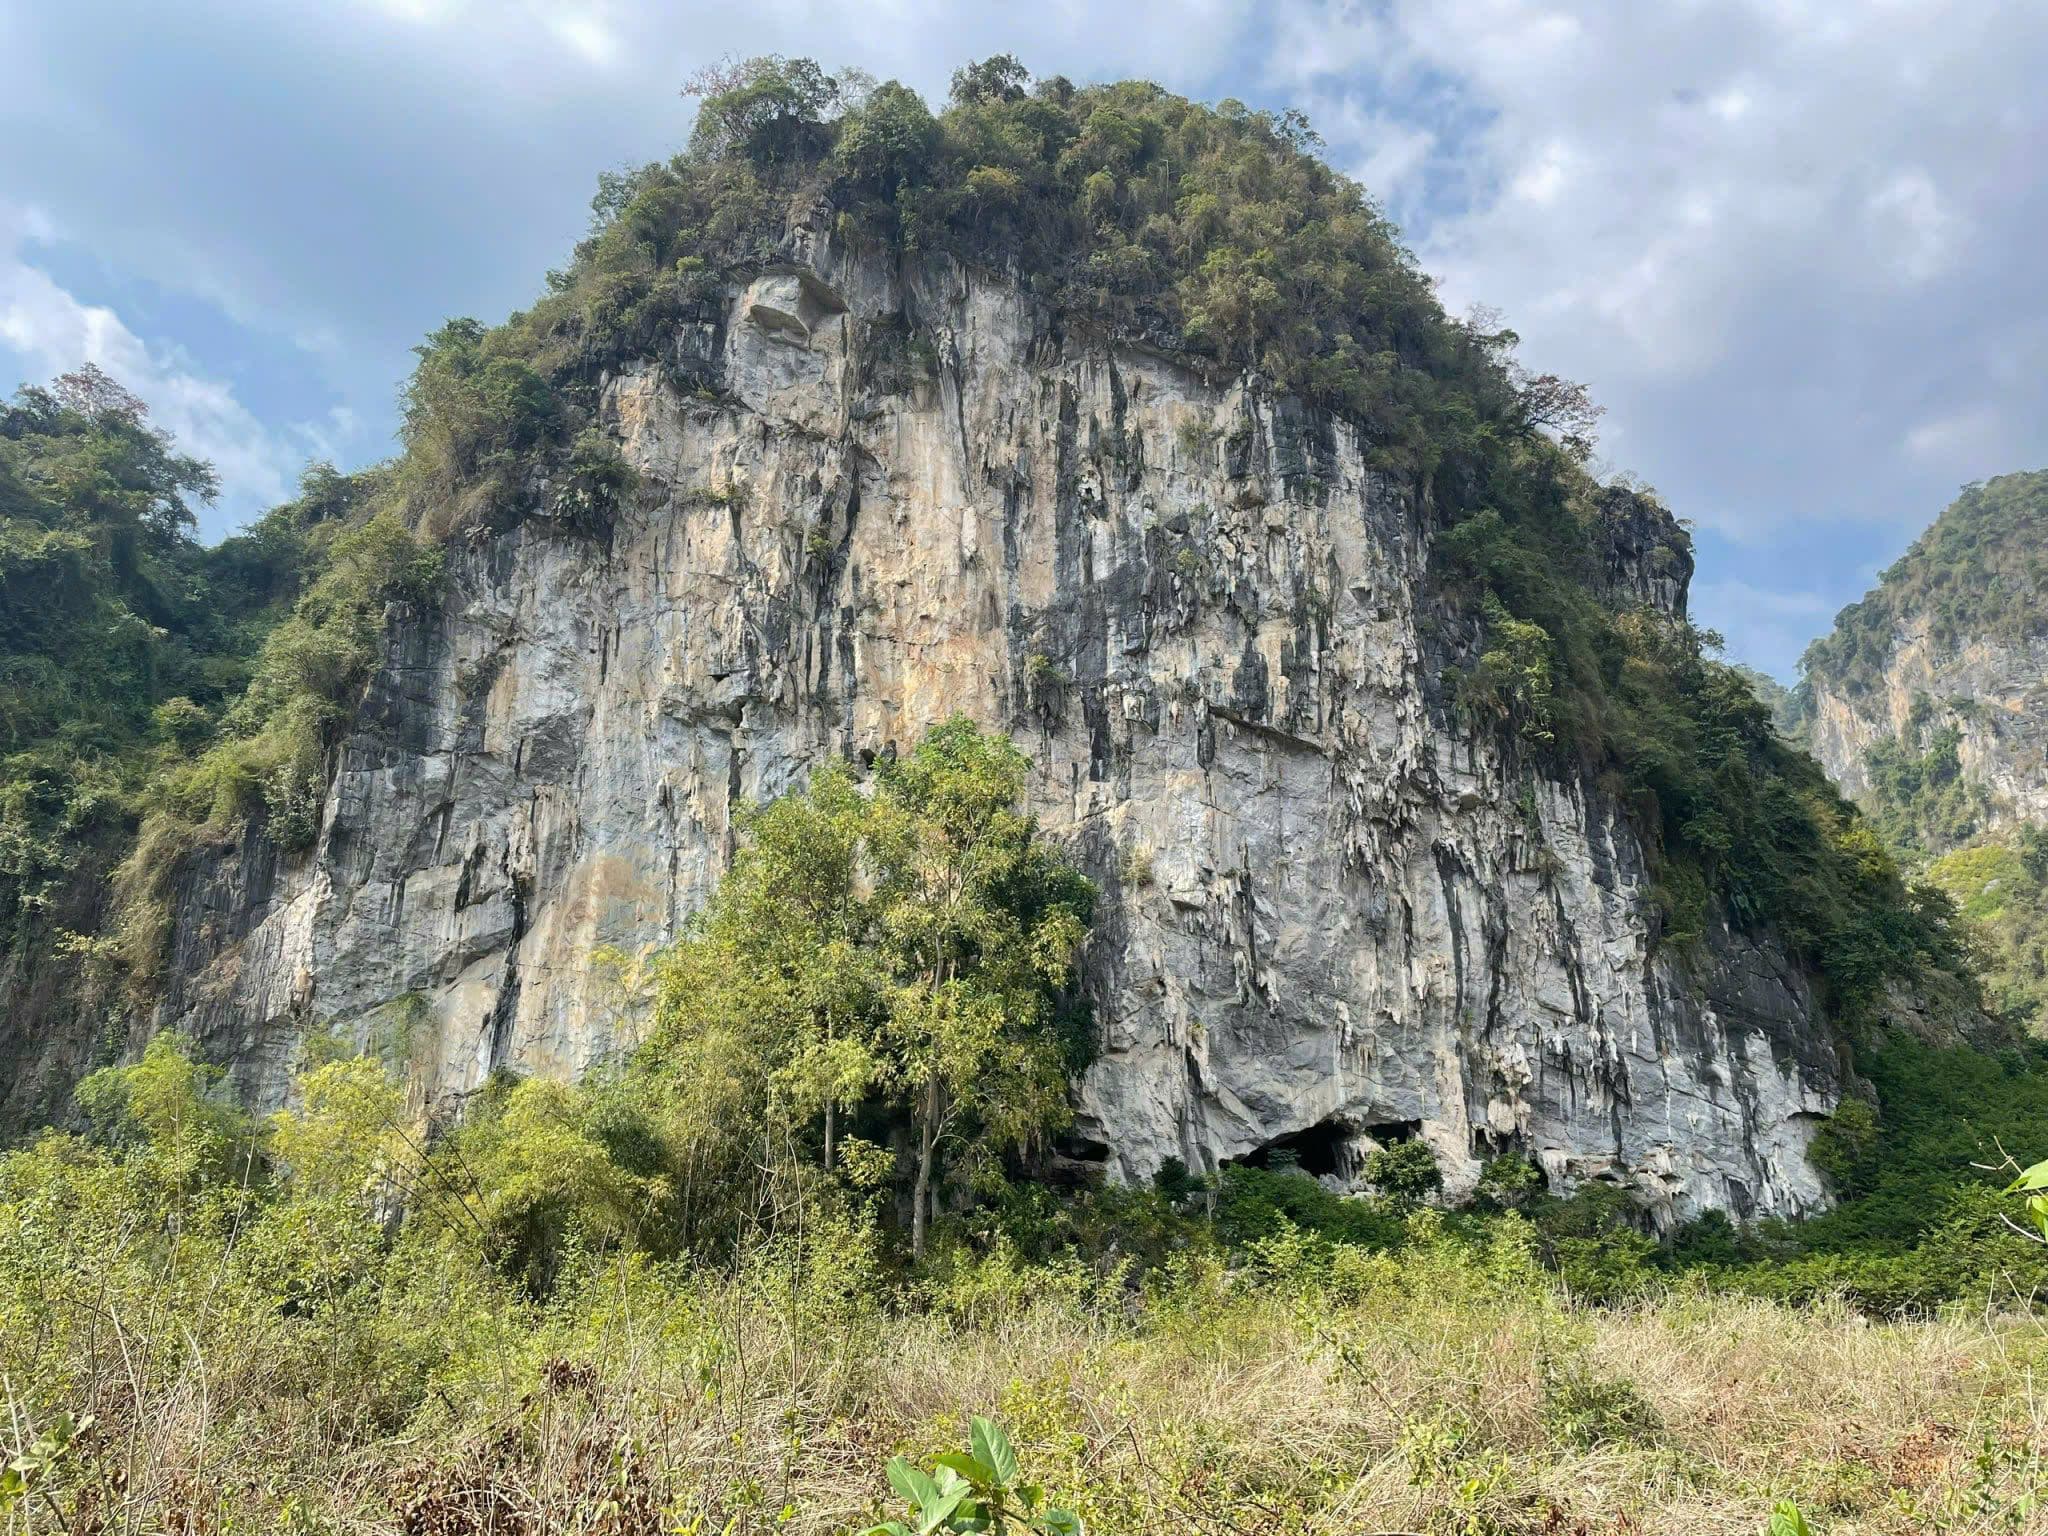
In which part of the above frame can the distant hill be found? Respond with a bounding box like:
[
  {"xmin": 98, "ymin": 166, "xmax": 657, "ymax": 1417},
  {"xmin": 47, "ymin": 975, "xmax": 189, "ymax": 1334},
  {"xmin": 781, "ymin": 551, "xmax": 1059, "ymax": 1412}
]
[
  {"xmin": 1800, "ymin": 469, "xmax": 2048, "ymax": 1033},
  {"xmin": 1801, "ymin": 470, "xmax": 2048, "ymax": 847}
]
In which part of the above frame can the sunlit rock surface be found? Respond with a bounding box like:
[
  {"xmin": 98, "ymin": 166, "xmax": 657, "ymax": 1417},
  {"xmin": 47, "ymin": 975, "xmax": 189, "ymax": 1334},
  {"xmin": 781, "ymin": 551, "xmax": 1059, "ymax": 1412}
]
[{"xmin": 45, "ymin": 228, "xmax": 1840, "ymax": 1224}]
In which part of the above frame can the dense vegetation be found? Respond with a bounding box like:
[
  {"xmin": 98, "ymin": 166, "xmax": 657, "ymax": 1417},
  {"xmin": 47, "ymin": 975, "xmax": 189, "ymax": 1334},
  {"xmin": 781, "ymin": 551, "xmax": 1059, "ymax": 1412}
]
[
  {"xmin": 1801, "ymin": 470, "xmax": 2047, "ymax": 703},
  {"xmin": 1924, "ymin": 829, "xmax": 2048, "ymax": 1035},
  {"xmin": 0, "ymin": 368, "xmax": 442, "ymax": 1007},
  {"xmin": 1860, "ymin": 715, "xmax": 1992, "ymax": 859},
  {"xmin": 0, "ymin": 367, "xmax": 290, "ymax": 948}
]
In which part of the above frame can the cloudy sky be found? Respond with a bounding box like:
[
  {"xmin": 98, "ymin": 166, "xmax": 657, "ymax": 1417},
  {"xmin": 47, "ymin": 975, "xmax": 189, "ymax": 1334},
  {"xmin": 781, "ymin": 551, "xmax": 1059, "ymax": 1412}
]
[{"xmin": 3, "ymin": 1, "xmax": 2043, "ymax": 678}]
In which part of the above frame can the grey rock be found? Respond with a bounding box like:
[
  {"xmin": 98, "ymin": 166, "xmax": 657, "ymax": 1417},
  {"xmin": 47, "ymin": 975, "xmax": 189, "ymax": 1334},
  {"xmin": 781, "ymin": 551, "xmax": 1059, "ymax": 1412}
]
[{"xmin": 6, "ymin": 230, "xmax": 1841, "ymax": 1226}]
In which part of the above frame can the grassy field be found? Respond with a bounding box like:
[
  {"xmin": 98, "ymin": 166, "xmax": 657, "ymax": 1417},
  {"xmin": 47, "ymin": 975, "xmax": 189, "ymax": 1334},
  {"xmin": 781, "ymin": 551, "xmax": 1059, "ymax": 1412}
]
[{"xmin": 5, "ymin": 1185, "xmax": 2046, "ymax": 1536}]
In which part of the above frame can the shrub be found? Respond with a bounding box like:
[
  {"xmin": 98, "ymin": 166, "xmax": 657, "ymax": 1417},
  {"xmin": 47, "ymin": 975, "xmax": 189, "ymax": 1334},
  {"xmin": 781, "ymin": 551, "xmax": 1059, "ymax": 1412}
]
[
  {"xmin": 1540, "ymin": 1357, "xmax": 1663, "ymax": 1449},
  {"xmin": 1362, "ymin": 1138, "xmax": 1443, "ymax": 1205}
]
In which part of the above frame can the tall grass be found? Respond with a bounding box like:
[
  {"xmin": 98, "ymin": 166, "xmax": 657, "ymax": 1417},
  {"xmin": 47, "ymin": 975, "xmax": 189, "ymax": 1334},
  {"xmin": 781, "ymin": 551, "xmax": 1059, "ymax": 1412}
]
[{"xmin": 4, "ymin": 1162, "xmax": 2044, "ymax": 1536}]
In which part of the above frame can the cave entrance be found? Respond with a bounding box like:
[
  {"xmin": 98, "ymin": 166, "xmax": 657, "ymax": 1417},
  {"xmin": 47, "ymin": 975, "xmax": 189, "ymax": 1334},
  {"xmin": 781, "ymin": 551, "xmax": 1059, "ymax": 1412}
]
[
  {"xmin": 1237, "ymin": 1116, "xmax": 1425, "ymax": 1187},
  {"xmin": 1243, "ymin": 1117, "xmax": 1361, "ymax": 1180}
]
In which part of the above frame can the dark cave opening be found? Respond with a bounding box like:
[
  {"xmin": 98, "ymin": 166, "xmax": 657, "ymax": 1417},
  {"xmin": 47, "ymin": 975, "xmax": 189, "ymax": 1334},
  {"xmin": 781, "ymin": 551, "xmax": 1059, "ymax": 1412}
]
[
  {"xmin": 1236, "ymin": 1116, "xmax": 1427, "ymax": 1184},
  {"xmin": 1241, "ymin": 1117, "xmax": 1359, "ymax": 1179}
]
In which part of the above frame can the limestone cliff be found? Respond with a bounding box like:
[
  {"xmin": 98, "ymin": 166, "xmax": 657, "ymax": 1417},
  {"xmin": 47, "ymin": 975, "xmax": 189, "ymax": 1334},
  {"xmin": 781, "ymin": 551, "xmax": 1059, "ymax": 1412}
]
[
  {"xmin": 26, "ymin": 224, "xmax": 1834, "ymax": 1227},
  {"xmin": 1802, "ymin": 470, "xmax": 2048, "ymax": 843}
]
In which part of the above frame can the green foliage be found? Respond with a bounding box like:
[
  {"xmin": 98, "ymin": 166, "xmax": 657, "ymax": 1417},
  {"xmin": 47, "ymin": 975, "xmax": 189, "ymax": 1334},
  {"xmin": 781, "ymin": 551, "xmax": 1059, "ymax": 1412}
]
[
  {"xmin": 73, "ymin": 1032, "xmax": 255, "ymax": 1214},
  {"xmin": 1862, "ymin": 721, "xmax": 1990, "ymax": 858},
  {"xmin": 461, "ymin": 55, "xmax": 1573, "ymax": 487},
  {"xmin": 861, "ymin": 1416, "xmax": 1081, "ymax": 1536},
  {"xmin": 0, "ymin": 1409, "xmax": 92, "ymax": 1515},
  {"xmin": 1361, "ymin": 1137, "xmax": 1443, "ymax": 1205},
  {"xmin": 1474, "ymin": 1152, "xmax": 1546, "ymax": 1210},
  {"xmin": 1457, "ymin": 594, "xmax": 1557, "ymax": 744},
  {"xmin": 398, "ymin": 317, "xmax": 561, "ymax": 533},
  {"xmin": 1924, "ymin": 827, "xmax": 2048, "ymax": 1034},
  {"xmin": 1526, "ymin": 1184, "xmax": 1660, "ymax": 1302},
  {"xmin": 458, "ymin": 718, "xmax": 1102, "ymax": 1275},
  {"xmin": 1539, "ymin": 1357, "xmax": 1662, "ymax": 1450},
  {"xmin": 1802, "ymin": 469, "xmax": 2048, "ymax": 703},
  {"xmin": 0, "ymin": 371, "xmax": 314, "ymax": 949},
  {"xmin": 1211, "ymin": 1164, "xmax": 1404, "ymax": 1252},
  {"xmin": 1807, "ymin": 1096, "xmax": 1878, "ymax": 1192},
  {"xmin": 2007, "ymin": 1155, "xmax": 2048, "ymax": 1244}
]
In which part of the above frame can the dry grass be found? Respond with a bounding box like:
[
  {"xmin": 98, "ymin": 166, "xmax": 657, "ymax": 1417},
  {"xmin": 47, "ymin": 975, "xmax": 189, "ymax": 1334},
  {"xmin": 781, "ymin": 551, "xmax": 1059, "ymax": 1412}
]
[{"xmin": 7, "ymin": 1226, "xmax": 2047, "ymax": 1536}]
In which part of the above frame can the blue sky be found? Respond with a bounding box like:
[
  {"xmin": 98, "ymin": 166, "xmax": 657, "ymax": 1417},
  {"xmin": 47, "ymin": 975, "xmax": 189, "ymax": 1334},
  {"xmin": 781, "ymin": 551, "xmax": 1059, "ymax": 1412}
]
[{"xmin": 4, "ymin": 1, "xmax": 2044, "ymax": 679}]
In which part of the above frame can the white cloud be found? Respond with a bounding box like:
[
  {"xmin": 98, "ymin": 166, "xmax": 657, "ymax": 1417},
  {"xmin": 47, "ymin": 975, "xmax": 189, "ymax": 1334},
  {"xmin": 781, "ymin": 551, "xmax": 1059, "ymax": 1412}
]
[
  {"xmin": 1509, "ymin": 140, "xmax": 1570, "ymax": 205},
  {"xmin": 1866, "ymin": 169, "xmax": 1960, "ymax": 284},
  {"xmin": 1265, "ymin": 0, "xmax": 2048, "ymax": 540},
  {"xmin": 0, "ymin": 209, "xmax": 303, "ymax": 516},
  {"xmin": 1903, "ymin": 404, "xmax": 2007, "ymax": 471}
]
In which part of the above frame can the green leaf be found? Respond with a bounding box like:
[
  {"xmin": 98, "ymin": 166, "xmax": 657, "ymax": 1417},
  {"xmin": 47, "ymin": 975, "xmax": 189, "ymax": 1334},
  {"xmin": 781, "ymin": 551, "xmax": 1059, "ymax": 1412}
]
[
  {"xmin": 1037, "ymin": 1510, "xmax": 1083, "ymax": 1536},
  {"xmin": 886, "ymin": 1457, "xmax": 925, "ymax": 1506},
  {"xmin": 855, "ymin": 1523, "xmax": 914, "ymax": 1536},
  {"xmin": 2007, "ymin": 1158, "xmax": 2048, "ymax": 1192},
  {"xmin": 970, "ymin": 1416, "xmax": 1019, "ymax": 1487},
  {"xmin": 899, "ymin": 1463, "xmax": 946, "ymax": 1516},
  {"xmin": 918, "ymin": 1488, "xmax": 969, "ymax": 1535},
  {"xmin": 934, "ymin": 1452, "xmax": 995, "ymax": 1487},
  {"xmin": 1766, "ymin": 1501, "xmax": 1813, "ymax": 1536}
]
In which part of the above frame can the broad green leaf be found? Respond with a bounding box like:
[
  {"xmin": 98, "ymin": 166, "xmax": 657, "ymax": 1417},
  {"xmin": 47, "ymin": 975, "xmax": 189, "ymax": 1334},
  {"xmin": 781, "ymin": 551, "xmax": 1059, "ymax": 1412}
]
[
  {"xmin": 886, "ymin": 1457, "xmax": 923, "ymax": 1506},
  {"xmin": 970, "ymin": 1416, "xmax": 1019, "ymax": 1486},
  {"xmin": 855, "ymin": 1522, "xmax": 914, "ymax": 1536},
  {"xmin": 1766, "ymin": 1501, "xmax": 1812, "ymax": 1536},
  {"xmin": 934, "ymin": 1452, "xmax": 995, "ymax": 1486},
  {"xmin": 2007, "ymin": 1158, "xmax": 2048, "ymax": 1192},
  {"xmin": 1038, "ymin": 1509, "xmax": 1083, "ymax": 1536},
  {"xmin": 918, "ymin": 1488, "xmax": 968, "ymax": 1535},
  {"xmin": 899, "ymin": 1463, "xmax": 943, "ymax": 1514}
]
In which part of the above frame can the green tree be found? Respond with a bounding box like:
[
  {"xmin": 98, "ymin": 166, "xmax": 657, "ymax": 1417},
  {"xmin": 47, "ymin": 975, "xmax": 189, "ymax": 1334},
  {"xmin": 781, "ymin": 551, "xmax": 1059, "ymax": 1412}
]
[
  {"xmin": 868, "ymin": 719, "xmax": 1093, "ymax": 1259},
  {"xmin": 642, "ymin": 721, "xmax": 1093, "ymax": 1263}
]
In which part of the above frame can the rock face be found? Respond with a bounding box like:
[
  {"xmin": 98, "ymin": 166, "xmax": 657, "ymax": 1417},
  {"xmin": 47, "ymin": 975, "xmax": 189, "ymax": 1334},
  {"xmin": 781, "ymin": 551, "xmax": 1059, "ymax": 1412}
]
[
  {"xmin": 1802, "ymin": 469, "xmax": 2048, "ymax": 840},
  {"xmin": 1807, "ymin": 622, "xmax": 2048, "ymax": 831},
  {"xmin": 28, "ymin": 229, "xmax": 1842, "ymax": 1225}
]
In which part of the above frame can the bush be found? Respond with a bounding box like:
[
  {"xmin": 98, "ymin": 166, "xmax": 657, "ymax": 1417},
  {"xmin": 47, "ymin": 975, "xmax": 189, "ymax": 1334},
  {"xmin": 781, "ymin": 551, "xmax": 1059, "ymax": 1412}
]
[
  {"xmin": 1540, "ymin": 1357, "xmax": 1663, "ymax": 1449},
  {"xmin": 1213, "ymin": 1164, "xmax": 1403, "ymax": 1252},
  {"xmin": 1361, "ymin": 1138, "xmax": 1443, "ymax": 1205}
]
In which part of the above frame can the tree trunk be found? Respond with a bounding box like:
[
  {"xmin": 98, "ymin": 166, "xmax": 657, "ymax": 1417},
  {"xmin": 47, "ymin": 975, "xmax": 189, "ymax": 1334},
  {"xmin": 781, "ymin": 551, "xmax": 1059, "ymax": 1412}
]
[
  {"xmin": 823, "ymin": 1098, "xmax": 837, "ymax": 1173},
  {"xmin": 911, "ymin": 1075, "xmax": 940, "ymax": 1262}
]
